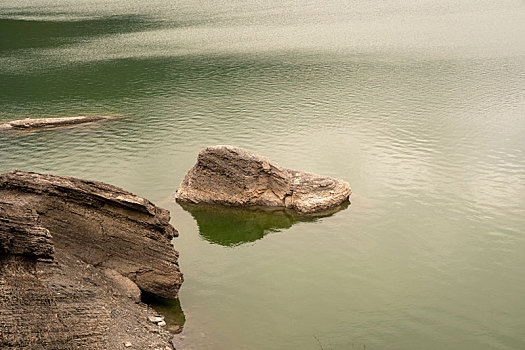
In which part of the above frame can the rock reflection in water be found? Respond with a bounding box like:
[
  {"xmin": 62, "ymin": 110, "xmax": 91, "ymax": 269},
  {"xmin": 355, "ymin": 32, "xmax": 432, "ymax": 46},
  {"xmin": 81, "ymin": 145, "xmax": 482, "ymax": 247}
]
[
  {"xmin": 179, "ymin": 202, "xmax": 349, "ymax": 247},
  {"xmin": 141, "ymin": 292, "xmax": 186, "ymax": 334}
]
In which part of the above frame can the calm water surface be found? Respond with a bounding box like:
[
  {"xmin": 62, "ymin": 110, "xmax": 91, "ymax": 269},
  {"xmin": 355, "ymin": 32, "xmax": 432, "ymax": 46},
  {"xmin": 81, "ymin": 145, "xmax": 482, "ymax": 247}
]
[{"xmin": 1, "ymin": 1, "xmax": 525, "ymax": 349}]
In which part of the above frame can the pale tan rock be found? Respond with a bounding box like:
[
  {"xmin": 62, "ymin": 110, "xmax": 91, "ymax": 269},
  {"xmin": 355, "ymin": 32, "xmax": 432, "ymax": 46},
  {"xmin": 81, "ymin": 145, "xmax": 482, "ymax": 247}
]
[
  {"xmin": 175, "ymin": 145, "xmax": 351, "ymax": 214},
  {"xmin": 0, "ymin": 115, "xmax": 121, "ymax": 131},
  {"xmin": 148, "ymin": 316, "xmax": 164, "ymax": 323},
  {"xmin": 103, "ymin": 269, "xmax": 142, "ymax": 303}
]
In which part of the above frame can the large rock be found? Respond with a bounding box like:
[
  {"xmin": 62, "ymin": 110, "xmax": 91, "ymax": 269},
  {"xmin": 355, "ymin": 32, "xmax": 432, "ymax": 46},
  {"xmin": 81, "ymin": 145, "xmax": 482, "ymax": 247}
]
[
  {"xmin": 0, "ymin": 171, "xmax": 183, "ymax": 349},
  {"xmin": 0, "ymin": 170, "xmax": 182, "ymax": 299},
  {"xmin": 175, "ymin": 145, "xmax": 351, "ymax": 214}
]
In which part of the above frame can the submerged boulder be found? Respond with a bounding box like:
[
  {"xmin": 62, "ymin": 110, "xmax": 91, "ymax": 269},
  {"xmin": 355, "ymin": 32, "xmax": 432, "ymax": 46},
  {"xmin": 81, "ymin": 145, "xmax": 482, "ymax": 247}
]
[
  {"xmin": 175, "ymin": 145, "xmax": 351, "ymax": 214},
  {"xmin": 0, "ymin": 115, "xmax": 120, "ymax": 131}
]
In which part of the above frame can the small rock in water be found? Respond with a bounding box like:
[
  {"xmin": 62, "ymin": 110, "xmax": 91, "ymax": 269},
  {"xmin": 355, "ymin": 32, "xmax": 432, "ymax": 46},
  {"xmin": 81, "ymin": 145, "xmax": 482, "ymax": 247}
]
[
  {"xmin": 148, "ymin": 315, "xmax": 164, "ymax": 323},
  {"xmin": 124, "ymin": 342, "xmax": 132, "ymax": 347}
]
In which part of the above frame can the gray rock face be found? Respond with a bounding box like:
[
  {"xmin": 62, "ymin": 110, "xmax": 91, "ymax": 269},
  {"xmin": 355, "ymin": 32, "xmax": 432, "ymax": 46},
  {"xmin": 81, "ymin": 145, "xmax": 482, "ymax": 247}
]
[
  {"xmin": 175, "ymin": 145, "xmax": 351, "ymax": 214},
  {"xmin": 0, "ymin": 170, "xmax": 182, "ymax": 299},
  {"xmin": 0, "ymin": 115, "xmax": 120, "ymax": 131}
]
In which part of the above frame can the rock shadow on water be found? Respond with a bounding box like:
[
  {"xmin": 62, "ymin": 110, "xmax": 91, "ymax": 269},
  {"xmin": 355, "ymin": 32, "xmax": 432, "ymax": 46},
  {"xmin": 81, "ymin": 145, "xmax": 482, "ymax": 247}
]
[
  {"xmin": 141, "ymin": 292, "xmax": 186, "ymax": 334},
  {"xmin": 179, "ymin": 201, "xmax": 350, "ymax": 247}
]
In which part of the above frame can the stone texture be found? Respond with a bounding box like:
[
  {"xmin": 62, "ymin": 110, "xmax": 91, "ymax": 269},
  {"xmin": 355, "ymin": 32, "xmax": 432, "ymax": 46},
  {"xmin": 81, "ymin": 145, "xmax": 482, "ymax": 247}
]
[
  {"xmin": 0, "ymin": 253, "xmax": 177, "ymax": 349},
  {"xmin": 103, "ymin": 268, "xmax": 142, "ymax": 303},
  {"xmin": 0, "ymin": 170, "xmax": 183, "ymax": 299},
  {"xmin": 0, "ymin": 171, "xmax": 183, "ymax": 349},
  {"xmin": 0, "ymin": 201, "xmax": 54, "ymax": 259},
  {"xmin": 0, "ymin": 115, "xmax": 120, "ymax": 131},
  {"xmin": 175, "ymin": 145, "xmax": 351, "ymax": 214},
  {"xmin": 0, "ymin": 255, "xmax": 111, "ymax": 349}
]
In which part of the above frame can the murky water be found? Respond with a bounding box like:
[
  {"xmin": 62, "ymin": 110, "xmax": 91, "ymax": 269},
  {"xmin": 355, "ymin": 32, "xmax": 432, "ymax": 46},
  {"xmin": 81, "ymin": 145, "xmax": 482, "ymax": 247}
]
[{"xmin": 1, "ymin": 1, "xmax": 525, "ymax": 349}]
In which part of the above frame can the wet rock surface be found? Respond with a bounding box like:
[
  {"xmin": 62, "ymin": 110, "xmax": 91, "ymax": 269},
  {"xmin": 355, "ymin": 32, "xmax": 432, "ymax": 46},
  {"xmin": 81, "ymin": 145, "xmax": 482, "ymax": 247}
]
[
  {"xmin": 0, "ymin": 170, "xmax": 183, "ymax": 349},
  {"xmin": 0, "ymin": 115, "xmax": 120, "ymax": 131},
  {"xmin": 175, "ymin": 145, "xmax": 351, "ymax": 214}
]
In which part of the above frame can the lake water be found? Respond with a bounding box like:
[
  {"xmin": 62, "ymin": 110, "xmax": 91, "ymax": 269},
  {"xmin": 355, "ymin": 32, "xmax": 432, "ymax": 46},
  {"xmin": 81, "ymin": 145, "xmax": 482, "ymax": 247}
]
[{"xmin": 1, "ymin": 0, "xmax": 525, "ymax": 349}]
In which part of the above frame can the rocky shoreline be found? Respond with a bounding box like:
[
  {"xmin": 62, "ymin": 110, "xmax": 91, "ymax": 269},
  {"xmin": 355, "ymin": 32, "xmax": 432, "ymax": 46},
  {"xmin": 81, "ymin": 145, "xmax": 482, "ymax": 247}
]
[
  {"xmin": 0, "ymin": 170, "xmax": 182, "ymax": 349},
  {"xmin": 1, "ymin": 149, "xmax": 350, "ymax": 348}
]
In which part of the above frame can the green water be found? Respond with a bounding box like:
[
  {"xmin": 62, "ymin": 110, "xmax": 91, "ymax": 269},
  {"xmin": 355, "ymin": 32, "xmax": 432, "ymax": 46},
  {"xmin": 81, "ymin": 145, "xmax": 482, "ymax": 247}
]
[{"xmin": 1, "ymin": 1, "xmax": 525, "ymax": 349}]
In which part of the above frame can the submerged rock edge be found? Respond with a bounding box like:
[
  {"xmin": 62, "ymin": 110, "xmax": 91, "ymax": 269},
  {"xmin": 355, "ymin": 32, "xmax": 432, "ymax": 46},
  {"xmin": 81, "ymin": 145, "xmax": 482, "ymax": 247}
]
[{"xmin": 0, "ymin": 115, "xmax": 121, "ymax": 131}]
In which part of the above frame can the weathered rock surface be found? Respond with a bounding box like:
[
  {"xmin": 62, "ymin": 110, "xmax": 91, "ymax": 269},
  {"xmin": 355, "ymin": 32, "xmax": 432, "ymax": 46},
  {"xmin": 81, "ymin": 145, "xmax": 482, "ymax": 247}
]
[
  {"xmin": 175, "ymin": 145, "xmax": 351, "ymax": 214},
  {"xmin": 0, "ymin": 249, "xmax": 177, "ymax": 349},
  {"xmin": 0, "ymin": 170, "xmax": 183, "ymax": 299},
  {"xmin": 0, "ymin": 202, "xmax": 54, "ymax": 259},
  {"xmin": 0, "ymin": 115, "xmax": 120, "ymax": 131},
  {"xmin": 103, "ymin": 268, "xmax": 142, "ymax": 303},
  {"xmin": 0, "ymin": 171, "xmax": 183, "ymax": 349},
  {"xmin": 0, "ymin": 255, "xmax": 109, "ymax": 349}
]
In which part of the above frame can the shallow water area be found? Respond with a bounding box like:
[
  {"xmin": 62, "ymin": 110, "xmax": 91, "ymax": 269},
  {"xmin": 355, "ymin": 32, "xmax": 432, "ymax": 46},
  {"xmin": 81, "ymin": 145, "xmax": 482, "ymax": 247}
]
[{"xmin": 1, "ymin": 0, "xmax": 525, "ymax": 349}]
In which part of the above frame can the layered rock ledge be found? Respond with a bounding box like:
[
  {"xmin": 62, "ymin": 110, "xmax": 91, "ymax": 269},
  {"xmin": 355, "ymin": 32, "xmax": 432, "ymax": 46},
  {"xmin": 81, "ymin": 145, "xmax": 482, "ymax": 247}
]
[
  {"xmin": 0, "ymin": 115, "xmax": 120, "ymax": 131},
  {"xmin": 0, "ymin": 170, "xmax": 182, "ymax": 298},
  {"xmin": 0, "ymin": 170, "xmax": 183, "ymax": 349},
  {"xmin": 175, "ymin": 145, "xmax": 351, "ymax": 214}
]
